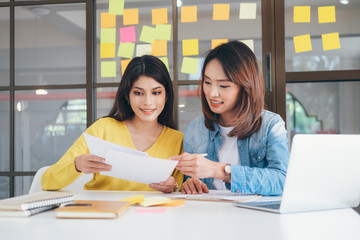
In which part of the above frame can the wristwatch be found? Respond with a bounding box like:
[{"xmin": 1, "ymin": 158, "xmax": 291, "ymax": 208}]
[{"xmin": 223, "ymin": 164, "xmax": 232, "ymax": 183}]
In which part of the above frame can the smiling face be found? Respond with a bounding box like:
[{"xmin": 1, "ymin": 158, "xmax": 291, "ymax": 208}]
[
  {"xmin": 202, "ymin": 59, "xmax": 241, "ymax": 126},
  {"xmin": 129, "ymin": 75, "xmax": 166, "ymax": 124}
]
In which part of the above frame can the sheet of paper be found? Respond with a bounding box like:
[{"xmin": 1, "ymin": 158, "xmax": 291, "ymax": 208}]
[
  {"xmin": 102, "ymin": 148, "xmax": 178, "ymax": 184},
  {"xmin": 171, "ymin": 190, "xmax": 258, "ymax": 202},
  {"xmin": 83, "ymin": 133, "xmax": 147, "ymax": 159}
]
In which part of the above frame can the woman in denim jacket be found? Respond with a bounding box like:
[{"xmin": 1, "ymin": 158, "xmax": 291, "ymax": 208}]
[{"xmin": 173, "ymin": 41, "xmax": 289, "ymax": 196}]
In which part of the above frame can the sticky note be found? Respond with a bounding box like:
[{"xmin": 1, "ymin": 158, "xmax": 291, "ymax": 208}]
[
  {"xmin": 121, "ymin": 59, "xmax": 132, "ymax": 75},
  {"xmin": 152, "ymin": 8, "xmax": 168, "ymax": 25},
  {"xmin": 293, "ymin": 6, "xmax": 311, "ymax": 23},
  {"xmin": 136, "ymin": 44, "xmax": 152, "ymax": 56},
  {"xmin": 135, "ymin": 208, "xmax": 167, "ymax": 213},
  {"xmin": 101, "ymin": 28, "xmax": 116, "ymax": 43},
  {"xmin": 139, "ymin": 196, "xmax": 170, "ymax": 207},
  {"xmin": 123, "ymin": 8, "xmax": 139, "ymax": 25},
  {"xmin": 213, "ymin": 4, "xmax": 230, "ymax": 21},
  {"xmin": 159, "ymin": 57, "xmax": 169, "ymax": 71},
  {"xmin": 119, "ymin": 195, "xmax": 144, "ymax": 204},
  {"xmin": 239, "ymin": 39, "xmax": 254, "ymax": 52},
  {"xmin": 101, "ymin": 12, "xmax": 116, "ymax": 28},
  {"xmin": 100, "ymin": 43, "xmax": 116, "ymax": 58},
  {"xmin": 239, "ymin": 3, "xmax": 257, "ymax": 20},
  {"xmin": 151, "ymin": 40, "xmax": 167, "ymax": 56},
  {"xmin": 322, "ymin": 32, "xmax": 340, "ymax": 51},
  {"xmin": 101, "ymin": 61, "xmax": 116, "ymax": 78},
  {"xmin": 119, "ymin": 26, "xmax": 136, "ymax": 43},
  {"xmin": 182, "ymin": 39, "xmax": 199, "ymax": 56},
  {"xmin": 155, "ymin": 24, "xmax": 172, "ymax": 41},
  {"xmin": 108, "ymin": 0, "xmax": 124, "ymax": 15},
  {"xmin": 211, "ymin": 39, "xmax": 228, "ymax": 49},
  {"xmin": 117, "ymin": 42, "xmax": 135, "ymax": 58},
  {"xmin": 181, "ymin": 57, "xmax": 199, "ymax": 74},
  {"xmin": 318, "ymin": 6, "xmax": 336, "ymax": 23},
  {"xmin": 293, "ymin": 34, "xmax": 312, "ymax": 53},
  {"xmin": 181, "ymin": 6, "xmax": 197, "ymax": 23},
  {"xmin": 140, "ymin": 25, "xmax": 156, "ymax": 43}
]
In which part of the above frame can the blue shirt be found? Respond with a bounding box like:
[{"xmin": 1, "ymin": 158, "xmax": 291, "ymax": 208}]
[{"xmin": 183, "ymin": 110, "xmax": 289, "ymax": 196}]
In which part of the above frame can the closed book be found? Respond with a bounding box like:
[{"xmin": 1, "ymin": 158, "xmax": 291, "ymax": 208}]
[
  {"xmin": 55, "ymin": 200, "xmax": 131, "ymax": 219},
  {"xmin": 0, "ymin": 204, "xmax": 59, "ymax": 217},
  {"xmin": 0, "ymin": 192, "xmax": 75, "ymax": 211}
]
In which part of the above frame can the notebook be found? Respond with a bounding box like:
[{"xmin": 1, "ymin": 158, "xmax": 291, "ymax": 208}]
[
  {"xmin": 55, "ymin": 200, "xmax": 131, "ymax": 219},
  {"xmin": 235, "ymin": 134, "xmax": 360, "ymax": 214}
]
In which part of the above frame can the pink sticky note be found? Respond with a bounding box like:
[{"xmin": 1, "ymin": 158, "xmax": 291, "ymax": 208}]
[
  {"xmin": 120, "ymin": 26, "xmax": 136, "ymax": 43},
  {"xmin": 135, "ymin": 207, "xmax": 167, "ymax": 214}
]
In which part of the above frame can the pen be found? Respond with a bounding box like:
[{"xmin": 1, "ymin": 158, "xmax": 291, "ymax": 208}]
[{"xmin": 200, "ymin": 153, "xmax": 208, "ymax": 157}]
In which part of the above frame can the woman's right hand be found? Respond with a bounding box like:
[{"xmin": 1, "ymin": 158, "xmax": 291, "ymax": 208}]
[
  {"xmin": 74, "ymin": 154, "xmax": 112, "ymax": 174},
  {"xmin": 181, "ymin": 177, "xmax": 209, "ymax": 194}
]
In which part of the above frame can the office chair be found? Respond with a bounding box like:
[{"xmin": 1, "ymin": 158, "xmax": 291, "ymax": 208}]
[{"xmin": 29, "ymin": 166, "xmax": 93, "ymax": 194}]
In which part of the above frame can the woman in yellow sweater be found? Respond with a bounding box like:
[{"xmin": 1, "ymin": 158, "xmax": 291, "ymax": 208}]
[{"xmin": 42, "ymin": 55, "xmax": 183, "ymax": 193}]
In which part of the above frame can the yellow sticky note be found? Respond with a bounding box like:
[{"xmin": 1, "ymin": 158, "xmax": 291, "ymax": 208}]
[
  {"xmin": 322, "ymin": 32, "xmax": 340, "ymax": 51},
  {"xmin": 136, "ymin": 44, "xmax": 152, "ymax": 56},
  {"xmin": 318, "ymin": 6, "xmax": 336, "ymax": 23},
  {"xmin": 117, "ymin": 42, "xmax": 135, "ymax": 58},
  {"xmin": 293, "ymin": 6, "xmax": 311, "ymax": 23},
  {"xmin": 155, "ymin": 24, "xmax": 172, "ymax": 41},
  {"xmin": 181, "ymin": 57, "xmax": 199, "ymax": 74},
  {"xmin": 239, "ymin": 3, "xmax": 257, "ymax": 20},
  {"xmin": 181, "ymin": 6, "xmax": 197, "ymax": 23},
  {"xmin": 123, "ymin": 8, "xmax": 139, "ymax": 25},
  {"xmin": 119, "ymin": 195, "xmax": 144, "ymax": 204},
  {"xmin": 152, "ymin": 8, "xmax": 168, "ymax": 25},
  {"xmin": 182, "ymin": 39, "xmax": 199, "ymax": 56},
  {"xmin": 140, "ymin": 25, "xmax": 156, "ymax": 43},
  {"xmin": 211, "ymin": 39, "xmax": 228, "ymax": 49},
  {"xmin": 213, "ymin": 4, "xmax": 230, "ymax": 21},
  {"xmin": 121, "ymin": 59, "xmax": 132, "ymax": 75},
  {"xmin": 100, "ymin": 43, "xmax": 116, "ymax": 58},
  {"xmin": 139, "ymin": 196, "xmax": 170, "ymax": 207},
  {"xmin": 101, "ymin": 61, "xmax": 116, "ymax": 78},
  {"xmin": 101, "ymin": 12, "xmax": 116, "ymax": 28},
  {"xmin": 151, "ymin": 40, "xmax": 167, "ymax": 56},
  {"xmin": 108, "ymin": 0, "xmax": 124, "ymax": 15},
  {"xmin": 159, "ymin": 57, "xmax": 169, "ymax": 71},
  {"xmin": 100, "ymin": 28, "xmax": 116, "ymax": 43},
  {"xmin": 293, "ymin": 34, "xmax": 312, "ymax": 53}
]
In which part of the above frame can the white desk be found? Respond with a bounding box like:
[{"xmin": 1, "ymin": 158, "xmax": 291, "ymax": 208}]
[{"xmin": 0, "ymin": 190, "xmax": 359, "ymax": 240}]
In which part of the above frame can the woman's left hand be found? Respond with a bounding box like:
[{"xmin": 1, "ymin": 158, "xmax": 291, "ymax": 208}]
[{"xmin": 149, "ymin": 176, "xmax": 176, "ymax": 193}]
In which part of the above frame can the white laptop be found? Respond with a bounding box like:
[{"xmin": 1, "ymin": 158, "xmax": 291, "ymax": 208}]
[{"xmin": 235, "ymin": 134, "xmax": 360, "ymax": 214}]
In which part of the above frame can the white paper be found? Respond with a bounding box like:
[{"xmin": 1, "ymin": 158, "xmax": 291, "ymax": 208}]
[
  {"xmin": 83, "ymin": 133, "xmax": 147, "ymax": 158},
  {"xmin": 102, "ymin": 148, "xmax": 178, "ymax": 184}
]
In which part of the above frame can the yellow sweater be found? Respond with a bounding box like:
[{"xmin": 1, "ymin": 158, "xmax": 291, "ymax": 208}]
[{"xmin": 41, "ymin": 117, "xmax": 184, "ymax": 191}]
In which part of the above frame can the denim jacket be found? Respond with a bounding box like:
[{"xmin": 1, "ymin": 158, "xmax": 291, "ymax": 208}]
[{"xmin": 183, "ymin": 110, "xmax": 289, "ymax": 196}]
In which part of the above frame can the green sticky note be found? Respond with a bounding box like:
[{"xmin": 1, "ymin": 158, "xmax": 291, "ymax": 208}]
[
  {"xmin": 181, "ymin": 57, "xmax": 199, "ymax": 74},
  {"xmin": 101, "ymin": 61, "xmax": 117, "ymax": 78},
  {"xmin": 156, "ymin": 24, "xmax": 172, "ymax": 41},
  {"xmin": 159, "ymin": 57, "xmax": 169, "ymax": 71},
  {"xmin": 101, "ymin": 28, "xmax": 116, "ymax": 43},
  {"xmin": 118, "ymin": 42, "xmax": 135, "ymax": 58},
  {"xmin": 140, "ymin": 25, "xmax": 156, "ymax": 43},
  {"xmin": 109, "ymin": 0, "xmax": 124, "ymax": 15}
]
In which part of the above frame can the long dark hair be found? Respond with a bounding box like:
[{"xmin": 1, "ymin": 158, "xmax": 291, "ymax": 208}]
[
  {"xmin": 201, "ymin": 41, "xmax": 265, "ymax": 139},
  {"xmin": 108, "ymin": 55, "xmax": 175, "ymax": 129}
]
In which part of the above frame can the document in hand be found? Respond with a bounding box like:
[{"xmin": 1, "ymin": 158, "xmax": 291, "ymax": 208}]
[{"xmin": 55, "ymin": 200, "xmax": 131, "ymax": 219}]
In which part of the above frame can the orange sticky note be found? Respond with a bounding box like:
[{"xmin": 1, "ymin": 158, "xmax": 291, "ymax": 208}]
[
  {"xmin": 318, "ymin": 6, "xmax": 336, "ymax": 23},
  {"xmin": 181, "ymin": 6, "xmax": 197, "ymax": 23},
  {"xmin": 293, "ymin": 6, "xmax": 311, "ymax": 23},
  {"xmin": 101, "ymin": 12, "xmax": 116, "ymax": 28},
  {"xmin": 152, "ymin": 8, "xmax": 168, "ymax": 25},
  {"xmin": 100, "ymin": 43, "xmax": 116, "ymax": 58},
  {"xmin": 322, "ymin": 32, "xmax": 340, "ymax": 51},
  {"xmin": 213, "ymin": 4, "xmax": 230, "ymax": 20},
  {"xmin": 293, "ymin": 34, "xmax": 312, "ymax": 53},
  {"xmin": 211, "ymin": 39, "xmax": 228, "ymax": 49},
  {"xmin": 123, "ymin": 8, "xmax": 139, "ymax": 25},
  {"xmin": 121, "ymin": 59, "xmax": 132, "ymax": 75},
  {"xmin": 151, "ymin": 40, "xmax": 167, "ymax": 56},
  {"xmin": 182, "ymin": 39, "xmax": 199, "ymax": 56}
]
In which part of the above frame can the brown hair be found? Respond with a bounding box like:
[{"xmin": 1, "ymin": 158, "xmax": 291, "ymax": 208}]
[{"xmin": 200, "ymin": 41, "xmax": 264, "ymax": 139}]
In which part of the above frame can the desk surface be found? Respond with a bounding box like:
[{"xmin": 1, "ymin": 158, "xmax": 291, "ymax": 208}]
[{"xmin": 0, "ymin": 190, "xmax": 359, "ymax": 240}]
